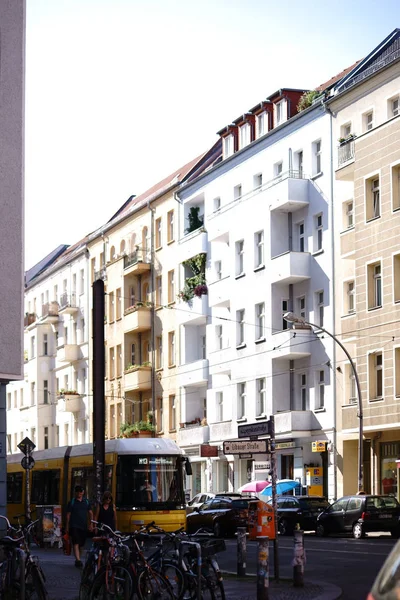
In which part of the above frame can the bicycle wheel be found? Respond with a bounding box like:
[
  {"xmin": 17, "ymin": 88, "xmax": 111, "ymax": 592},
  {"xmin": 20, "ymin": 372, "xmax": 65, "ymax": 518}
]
[
  {"xmin": 89, "ymin": 566, "xmax": 133, "ymax": 600},
  {"xmin": 25, "ymin": 563, "xmax": 49, "ymax": 600},
  {"xmin": 160, "ymin": 561, "xmax": 186, "ymax": 599},
  {"xmin": 203, "ymin": 561, "xmax": 225, "ymax": 600},
  {"xmin": 137, "ymin": 568, "xmax": 174, "ymax": 600},
  {"xmin": 79, "ymin": 556, "xmax": 97, "ymax": 600}
]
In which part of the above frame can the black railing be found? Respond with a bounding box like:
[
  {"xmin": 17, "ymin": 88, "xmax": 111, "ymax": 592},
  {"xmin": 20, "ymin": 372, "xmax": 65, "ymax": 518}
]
[
  {"xmin": 338, "ymin": 139, "xmax": 355, "ymax": 167},
  {"xmin": 124, "ymin": 248, "xmax": 147, "ymax": 269}
]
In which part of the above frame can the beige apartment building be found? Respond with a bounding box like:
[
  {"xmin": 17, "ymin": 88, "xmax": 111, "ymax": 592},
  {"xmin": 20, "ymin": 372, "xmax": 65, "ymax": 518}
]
[{"xmin": 331, "ymin": 30, "xmax": 400, "ymax": 496}]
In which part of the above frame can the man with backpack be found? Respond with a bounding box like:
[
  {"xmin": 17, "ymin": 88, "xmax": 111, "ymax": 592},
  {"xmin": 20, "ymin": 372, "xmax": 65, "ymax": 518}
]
[{"xmin": 65, "ymin": 485, "xmax": 93, "ymax": 567}]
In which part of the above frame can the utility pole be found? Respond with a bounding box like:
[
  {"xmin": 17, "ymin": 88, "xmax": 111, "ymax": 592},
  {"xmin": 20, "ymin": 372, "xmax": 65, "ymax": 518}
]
[
  {"xmin": 269, "ymin": 415, "xmax": 279, "ymax": 581},
  {"xmin": 92, "ymin": 279, "xmax": 105, "ymax": 505}
]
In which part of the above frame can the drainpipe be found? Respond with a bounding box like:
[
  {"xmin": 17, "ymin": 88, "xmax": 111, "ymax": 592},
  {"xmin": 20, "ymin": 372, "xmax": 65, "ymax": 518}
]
[
  {"xmin": 288, "ymin": 213, "xmax": 293, "ymax": 252},
  {"xmin": 148, "ymin": 201, "xmax": 156, "ymax": 423}
]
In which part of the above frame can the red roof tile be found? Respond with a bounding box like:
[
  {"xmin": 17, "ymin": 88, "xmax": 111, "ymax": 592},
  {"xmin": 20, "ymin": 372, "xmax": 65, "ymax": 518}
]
[{"xmin": 316, "ymin": 60, "xmax": 362, "ymax": 92}]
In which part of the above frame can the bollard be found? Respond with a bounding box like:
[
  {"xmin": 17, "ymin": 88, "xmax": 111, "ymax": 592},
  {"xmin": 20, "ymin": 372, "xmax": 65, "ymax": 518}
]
[
  {"xmin": 236, "ymin": 527, "xmax": 247, "ymax": 577},
  {"xmin": 292, "ymin": 529, "xmax": 305, "ymax": 587},
  {"xmin": 257, "ymin": 536, "xmax": 269, "ymax": 600}
]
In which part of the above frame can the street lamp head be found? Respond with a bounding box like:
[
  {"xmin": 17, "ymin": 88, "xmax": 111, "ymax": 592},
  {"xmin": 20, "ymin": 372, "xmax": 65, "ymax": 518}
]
[{"xmin": 283, "ymin": 311, "xmax": 305, "ymax": 325}]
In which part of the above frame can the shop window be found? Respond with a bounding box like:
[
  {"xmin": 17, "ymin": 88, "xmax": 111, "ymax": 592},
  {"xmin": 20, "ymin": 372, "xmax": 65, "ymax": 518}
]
[{"xmin": 381, "ymin": 442, "xmax": 399, "ymax": 496}]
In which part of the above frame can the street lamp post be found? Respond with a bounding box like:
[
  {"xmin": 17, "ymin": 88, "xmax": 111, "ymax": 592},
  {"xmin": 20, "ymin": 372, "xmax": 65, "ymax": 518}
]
[{"xmin": 283, "ymin": 312, "xmax": 363, "ymax": 493}]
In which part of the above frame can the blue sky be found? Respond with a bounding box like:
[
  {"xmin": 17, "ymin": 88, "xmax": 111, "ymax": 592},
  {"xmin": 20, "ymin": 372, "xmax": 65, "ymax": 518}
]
[{"xmin": 25, "ymin": 0, "xmax": 400, "ymax": 268}]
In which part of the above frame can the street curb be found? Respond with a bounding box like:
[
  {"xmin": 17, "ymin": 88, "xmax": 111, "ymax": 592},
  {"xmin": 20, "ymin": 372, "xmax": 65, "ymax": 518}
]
[{"xmin": 222, "ymin": 571, "xmax": 342, "ymax": 600}]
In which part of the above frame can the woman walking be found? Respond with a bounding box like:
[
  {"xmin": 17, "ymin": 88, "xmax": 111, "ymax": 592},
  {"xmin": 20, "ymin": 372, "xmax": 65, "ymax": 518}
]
[{"xmin": 94, "ymin": 491, "xmax": 117, "ymax": 530}]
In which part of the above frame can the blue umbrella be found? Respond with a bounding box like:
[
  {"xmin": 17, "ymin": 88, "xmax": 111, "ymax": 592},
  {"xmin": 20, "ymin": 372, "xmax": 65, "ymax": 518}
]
[{"xmin": 260, "ymin": 479, "xmax": 300, "ymax": 496}]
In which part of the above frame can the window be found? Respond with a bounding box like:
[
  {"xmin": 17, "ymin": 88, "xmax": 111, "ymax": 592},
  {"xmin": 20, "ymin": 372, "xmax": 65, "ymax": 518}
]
[
  {"xmin": 345, "ymin": 201, "xmax": 354, "ymax": 229},
  {"xmin": 156, "ymin": 276, "xmax": 162, "ymax": 307},
  {"xmin": 276, "ymin": 100, "xmax": 286, "ymax": 126},
  {"xmin": 315, "ymin": 214, "xmax": 323, "ymax": 251},
  {"xmin": 13, "ymin": 390, "xmax": 17, "ymax": 408},
  {"xmin": 298, "ymin": 296, "xmax": 306, "ymax": 319},
  {"xmin": 20, "ymin": 388, "xmax": 24, "ymax": 407},
  {"xmin": 110, "ymin": 347, "xmax": 115, "ymax": 379},
  {"xmin": 128, "ymin": 285, "xmax": 135, "ymax": 307},
  {"xmin": 300, "ymin": 374, "xmax": 308, "ymax": 410},
  {"xmin": 168, "ymin": 331, "xmax": 175, "ymax": 366},
  {"xmin": 168, "ymin": 270, "xmax": 175, "ymax": 304},
  {"xmin": 157, "ymin": 397, "xmax": 163, "ymax": 432},
  {"xmin": 369, "ymin": 352, "xmax": 383, "ymax": 400},
  {"xmin": 130, "ymin": 343, "xmax": 135, "ymax": 366},
  {"xmin": 295, "ymin": 150, "xmax": 303, "ymax": 177},
  {"xmin": 31, "ymin": 382, "xmax": 35, "ymax": 406},
  {"xmin": 30, "ymin": 336, "xmax": 35, "ymax": 359},
  {"xmin": 213, "ymin": 197, "xmax": 221, "ymax": 212},
  {"xmin": 316, "ymin": 370, "xmax": 325, "ymax": 409},
  {"xmin": 236, "ymin": 240, "xmax": 244, "ymax": 276},
  {"xmin": 253, "ymin": 173, "xmax": 263, "ymax": 190},
  {"xmin": 392, "ymin": 164, "xmax": 400, "ymax": 211},
  {"xmin": 345, "ymin": 281, "xmax": 355, "ymax": 314},
  {"xmin": 215, "ymin": 260, "xmax": 222, "ymax": 281},
  {"xmin": 44, "ymin": 427, "xmax": 49, "ymax": 450},
  {"xmin": 282, "ymin": 299, "xmax": 289, "ymax": 330},
  {"xmin": 254, "ymin": 231, "xmax": 264, "ymax": 268},
  {"xmin": 80, "ymin": 269, "xmax": 85, "ymax": 294},
  {"xmin": 239, "ymin": 123, "xmax": 250, "ymax": 148},
  {"xmin": 237, "ymin": 383, "xmax": 246, "ymax": 419},
  {"xmin": 216, "ymin": 392, "xmax": 224, "ymax": 421},
  {"xmin": 43, "ymin": 334, "xmax": 48, "ymax": 356},
  {"xmin": 234, "ymin": 184, "xmax": 242, "ymax": 201},
  {"xmin": 156, "ymin": 336, "xmax": 163, "ymax": 369},
  {"xmin": 81, "ymin": 318, "xmax": 85, "ymax": 343},
  {"xmin": 395, "ymin": 348, "xmax": 400, "ymax": 398},
  {"xmin": 274, "ymin": 161, "xmax": 283, "ymax": 178},
  {"xmin": 155, "ymin": 217, "xmax": 162, "ymax": 249},
  {"xmin": 256, "ymin": 112, "xmax": 268, "ymax": 138},
  {"xmin": 116, "ymin": 344, "xmax": 122, "ymax": 377},
  {"xmin": 116, "ymin": 288, "xmax": 122, "ymax": 320},
  {"xmin": 341, "ymin": 123, "xmax": 352, "ymax": 138},
  {"xmin": 312, "ymin": 140, "xmax": 322, "ymax": 175},
  {"xmin": 43, "ymin": 380, "xmax": 49, "ymax": 404},
  {"xmin": 167, "ymin": 210, "xmax": 174, "ymax": 243},
  {"xmin": 202, "ymin": 398, "xmax": 207, "ymax": 420},
  {"xmin": 389, "ymin": 96, "xmax": 399, "ymax": 118},
  {"xmin": 255, "ymin": 302, "xmax": 265, "ymax": 340},
  {"xmin": 31, "ymin": 427, "xmax": 36, "ymax": 445},
  {"xmin": 201, "ymin": 335, "xmax": 206, "ymax": 360},
  {"xmin": 223, "ymin": 134, "xmax": 234, "ymax": 158},
  {"xmin": 394, "ymin": 254, "xmax": 400, "ymax": 303},
  {"xmin": 368, "ymin": 262, "xmax": 382, "ymax": 309},
  {"xmin": 315, "ymin": 291, "xmax": 324, "ymax": 327},
  {"xmin": 298, "ymin": 222, "xmax": 305, "ymax": 252},
  {"xmin": 256, "ymin": 378, "xmax": 266, "ymax": 416},
  {"xmin": 236, "ymin": 309, "xmax": 245, "ymax": 346},
  {"xmin": 169, "ymin": 395, "xmax": 176, "ymax": 431},
  {"xmin": 345, "ymin": 363, "xmax": 357, "ymax": 405},
  {"xmin": 109, "ymin": 292, "xmax": 115, "ymax": 322},
  {"xmin": 216, "ymin": 325, "xmax": 223, "ymax": 350},
  {"xmin": 365, "ymin": 177, "xmax": 380, "ymax": 221},
  {"xmin": 363, "ymin": 110, "xmax": 373, "ymax": 132}
]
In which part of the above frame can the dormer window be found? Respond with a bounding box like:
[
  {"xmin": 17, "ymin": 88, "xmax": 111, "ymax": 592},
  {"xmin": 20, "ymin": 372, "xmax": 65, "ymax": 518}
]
[
  {"xmin": 239, "ymin": 123, "xmax": 251, "ymax": 149},
  {"xmin": 276, "ymin": 100, "xmax": 287, "ymax": 126},
  {"xmin": 256, "ymin": 112, "xmax": 268, "ymax": 138},
  {"xmin": 223, "ymin": 134, "xmax": 234, "ymax": 159}
]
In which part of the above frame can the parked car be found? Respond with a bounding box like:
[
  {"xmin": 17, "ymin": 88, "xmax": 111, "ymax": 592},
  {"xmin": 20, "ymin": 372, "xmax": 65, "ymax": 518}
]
[
  {"xmin": 186, "ymin": 493, "xmax": 215, "ymax": 515},
  {"xmin": 367, "ymin": 537, "xmax": 400, "ymax": 599},
  {"xmin": 276, "ymin": 495, "xmax": 329, "ymax": 535},
  {"xmin": 186, "ymin": 494, "xmax": 255, "ymax": 537},
  {"xmin": 316, "ymin": 494, "xmax": 400, "ymax": 539}
]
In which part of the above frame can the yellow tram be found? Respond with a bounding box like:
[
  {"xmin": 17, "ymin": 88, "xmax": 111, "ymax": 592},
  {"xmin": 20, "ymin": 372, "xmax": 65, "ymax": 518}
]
[{"xmin": 7, "ymin": 438, "xmax": 190, "ymax": 532}]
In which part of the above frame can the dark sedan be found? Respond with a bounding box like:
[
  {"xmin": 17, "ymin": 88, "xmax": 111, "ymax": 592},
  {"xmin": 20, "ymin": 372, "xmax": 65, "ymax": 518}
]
[
  {"xmin": 317, "ymin": 494, "xmax": 400, "ymax": 539},
  {"xmin": 276, "ymin": 495, "xmax": 329, "ymax": 535},
  {"xmin": 186, "ymin": 495, "xmax": 252, "ymax": 537}
]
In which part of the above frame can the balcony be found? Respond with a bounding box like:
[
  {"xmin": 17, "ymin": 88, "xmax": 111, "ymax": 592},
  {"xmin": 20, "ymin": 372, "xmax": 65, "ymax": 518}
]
[
  {"xmin": 268, "ymin": 175, "xmax": 310, "ymax": 213},
  {"xmin": 207, "ymin": 276, "xmax": 230, "ymax": 308},
  {"xmin": 270, "ymin": 251, "xmax": 311, "ymax": 284},
  {"xmin": 57, "ymin": 393, "xmax": 84, "ymax": 413},
  {"xmin": 338, "ymin": 139, "xmax": 355, "ymax": 168},
  {"xmin": 177, "ymin": 295, "xmax": 208, "ymax": 325},
  {"xmin": 177, "ymin": 424, "xmax": 210, "ymax": 446},
  {"xmin": 124, "ymin": 365, "xmax": 152, "ymax": 391},
  {"xmin": 41, "ymin": 302, "xmax": 59, "ymax": 323},
  {"xmin": 270, "ymin": 327, "xmax": 313, "ymax": 360},
  {"xmin": 24, "ymin": 313, "xmax": 37, "ymax": 328},
  {"xmin": 179, "ymin": 359, "xmax": 209, "ymax": 387},
  {"xmin": 94, "ymin": 267, "xmax": 107, "ymax": 281},
  {"xmin": 57, "ymin": 344, "xmax": 79, "ymax": 363},
  {"xmin": 178, "ymin": 229, "xmax": 207, "ymax": 261},
  {"xmin": 123, "ymin": 305, "xmax": 151, "ymax": 332},
  {"xmin": 275, "ymin": 410, "xmax": 321, "ymax": 436},
  {"xmin": 59, "ymin": 293, "xmax": 78, "ymax": 315},
  {"xmin": 123, "ymin": 249, "xmax": 150, "ymax": 276}
]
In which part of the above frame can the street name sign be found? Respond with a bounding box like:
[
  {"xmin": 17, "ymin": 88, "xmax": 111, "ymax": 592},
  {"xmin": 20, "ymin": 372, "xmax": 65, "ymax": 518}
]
[
  {"xmin": 237, "ymin": 421, "xmax": 271, "ymax": 439},
  {"xmin": 223, "ymin": 440, "xmax": 269, "ymax": 455}
]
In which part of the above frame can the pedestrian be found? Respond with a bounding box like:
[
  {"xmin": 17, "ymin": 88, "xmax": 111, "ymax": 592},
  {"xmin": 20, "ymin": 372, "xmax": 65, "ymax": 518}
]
[
  {"xmin": 65, "ymin": 485, "xmax": 93, "ymax": 568},
  {"xmin": 94, "ymin": 491, "xmax": 117, "ymax": 531}
]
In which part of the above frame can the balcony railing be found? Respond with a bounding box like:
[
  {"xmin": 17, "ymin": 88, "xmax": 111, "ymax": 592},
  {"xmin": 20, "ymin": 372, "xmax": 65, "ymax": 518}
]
[
  {"xmin": 338, "ymin": 139, "xmax": 355, "ymax": 167},
  {"xmin": 124, "ymin": 248, "xmax": 147, "ymax": 269},
  {"xmin": 24, "ymin": 313, "xmax": 36, "ymax": 327},
  {"xmin": 94, "ymin": 267, "xmax": 107, "ymax": 281},
  {"xmin": 59, "ymin": 292, "xmax": 77, "ymax": 310}
]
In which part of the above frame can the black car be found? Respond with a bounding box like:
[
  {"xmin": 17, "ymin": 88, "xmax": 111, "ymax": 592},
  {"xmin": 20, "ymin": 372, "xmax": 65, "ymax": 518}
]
[
  {"xmin": 186, "ymin": 495, "xmax": 253, "ymax": 537},
  {"xmin": 316, "ymin": 494, "xmax": 400, "ymax": 539},
  {"xmin": 276, "ymin": 495, "xmax": 329, "ymax": 535}
]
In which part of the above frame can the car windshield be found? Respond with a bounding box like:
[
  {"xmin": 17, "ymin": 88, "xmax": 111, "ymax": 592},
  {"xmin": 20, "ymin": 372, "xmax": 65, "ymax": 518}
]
[
  {"xmin": 231, "ymin": 500, "xmax": 249, "ymax": 509},
  {"xmin": 299, "ymin": 498, "xmax": 329, "ymax": 509},
  {"xmin": 366, "ymin": 496, "xmax": 399, "ymax": 509}
]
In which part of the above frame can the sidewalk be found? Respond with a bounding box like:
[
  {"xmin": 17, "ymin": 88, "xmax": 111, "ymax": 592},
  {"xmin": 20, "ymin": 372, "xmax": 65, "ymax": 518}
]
[{"xmin": 34, "ymin": 547, "xmax": 342, "ymax": 600}]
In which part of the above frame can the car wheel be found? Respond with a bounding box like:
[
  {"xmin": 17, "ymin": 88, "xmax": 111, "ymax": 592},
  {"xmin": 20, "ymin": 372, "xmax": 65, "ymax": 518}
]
[
  {"xmin": 213, "ymin": 521, "xmax": 222, "ymax": 538},
  {"xmin": 316, "ymin": 523, "xmax": 327, "ymax": 537},
  {"xmin": 278, "ymin": 519, "xmax": 292, "ymax": 536},
  {"xmin": 353, "ymin": 522, "xmax": 365, "ymax": 539}
]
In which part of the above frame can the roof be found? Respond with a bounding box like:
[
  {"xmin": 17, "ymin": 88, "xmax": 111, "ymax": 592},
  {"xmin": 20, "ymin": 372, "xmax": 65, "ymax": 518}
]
[
  {"xmin": 316, "ymin": 60, "xmax": 362, "ymax": 92},
  {"xmin": 25, "ymin": 244, "xmax": 69, "ymax": 286}
]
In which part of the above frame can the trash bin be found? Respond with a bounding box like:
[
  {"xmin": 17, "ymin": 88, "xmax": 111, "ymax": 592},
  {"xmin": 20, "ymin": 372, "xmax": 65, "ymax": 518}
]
[{"xmin": 248, "ymin": 500, "xmax": 276, "ymax": 540}]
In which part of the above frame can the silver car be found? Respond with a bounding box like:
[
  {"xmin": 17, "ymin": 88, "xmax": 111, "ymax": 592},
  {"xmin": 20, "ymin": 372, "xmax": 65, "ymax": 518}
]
[{"xmin": 186, "ymin": 493, "xmax": 215, "ymax": 514}]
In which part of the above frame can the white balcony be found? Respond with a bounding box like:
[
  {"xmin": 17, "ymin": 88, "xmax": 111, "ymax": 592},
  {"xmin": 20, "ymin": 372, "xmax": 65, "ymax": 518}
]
[
  {"xmin": 207, "ymin": 276, "xmax": 230, "ymax": 308},
  {"xmin": 178, "ymin": 229, "xmax": 207, "ymax": 261},
  {"xmin": 177, "ymin": 295, "xmax": 208, "ymax": 325},
  {"xmin": 270, "ymin": 328, "xmax": 313, "ymax": 360},
  {"xmin": 59, "ymin": 293, "xmax": 78, "ymax": 315},
  {"xmin": 177, "ymin": 424, "xmax": 210, "ymax": 446},
  {"xmin": 275, "ymin": 410, "xmax": 321, "ymax": 436},
  {"xmin": 40, "ymin": 302, "xmax": 59, "ymax": 323},
  {"xmin": 57, "ymin": 344, "xmax": 79, "ymax": 363},
  {"xmin": 123, "ymin": 306, "xmax": 151, "ymax": 332},
  {"xmin": 179, "ymin": 359, "xmax": 209, "ymax": 387},
  {"xmin": 124, "ymin": 366, "xmax": 152, "ymax": 391},
  {"xmin": 209, "ymin": 420, "xmax": 235, "ymax": 442},
  {"xmin": 58, "ymin": 394, "xmax": 84, "ymax": 413},
  {"xmin": 268, "ymin": 177, "xmax": 310, "ymax": 213},
  {"xmin": 270, "ymin": 251, "xmax": 311, "ymax": 284}
]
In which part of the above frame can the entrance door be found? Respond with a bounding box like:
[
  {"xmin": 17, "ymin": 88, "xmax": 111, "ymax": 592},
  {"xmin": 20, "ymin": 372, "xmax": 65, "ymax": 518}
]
[{"xmin": 281, "ymin": 455, "xmax": 294, "ymax": 479}]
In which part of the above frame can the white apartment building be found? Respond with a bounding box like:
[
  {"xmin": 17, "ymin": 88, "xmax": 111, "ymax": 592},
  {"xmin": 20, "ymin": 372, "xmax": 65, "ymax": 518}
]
[
  {"xmin": 7, "ymin": 242, "xmax": 91, "ymax": 453},
  {"xmin": 177, "ymin": 91, "xmax": 338, "ymax": 500}
]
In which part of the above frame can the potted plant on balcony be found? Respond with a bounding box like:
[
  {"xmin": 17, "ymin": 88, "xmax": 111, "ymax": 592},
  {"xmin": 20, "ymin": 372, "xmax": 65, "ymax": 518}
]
[
  {"xmin": 178, "ymin": 253, "xmax": 207, "ymax": 304},
  {"xmin": 57, "ymin": 389, "xmax": 80, "ymax": 398},
  {"xmin": 185, "ymin": 206, "xmax": 204, "ymax": 234}
]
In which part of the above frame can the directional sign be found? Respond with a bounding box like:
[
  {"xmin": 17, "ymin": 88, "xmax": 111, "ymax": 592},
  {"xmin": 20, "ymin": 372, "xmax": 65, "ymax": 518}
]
[
  {"xmin": 238, "ymin": 421, "xmax": 271, "ymax": 439},
  {"xmin": 17, "ymin": 437, "xmax": 36, "ymax": 455},
  {"xmin": 223, "ymin": 440, "xmax": 269, "ymax": 455},
  {"xmin": 21, "ymin": 455, "xmax": 35, "ymax": 470}
]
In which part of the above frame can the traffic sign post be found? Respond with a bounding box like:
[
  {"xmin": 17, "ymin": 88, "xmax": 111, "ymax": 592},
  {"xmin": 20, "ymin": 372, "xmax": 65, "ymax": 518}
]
[{"xmin": 18, "ymin": 436, "xmax": 35, "ymax": 522}]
